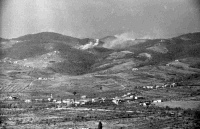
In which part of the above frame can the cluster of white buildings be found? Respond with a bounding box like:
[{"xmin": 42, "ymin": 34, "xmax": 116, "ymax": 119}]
[
  {"xmin": 141, "ymin": 83, "xmax": 177, "ymax": 89},
  {"xmin": 139, "ymin": 99, "xmax": 163, "ymax": 107},
  {"xmin": 7, "ymin": 96, "xmax": 18, "ymax": 100},
  {"xmin": 37, "ymin": 77, "xmax": 55, "ymax": 80},
  {"xmin": 111, "ymin": 93, "xmax": 145, "ymax": 105},
  {"xmin": 22, "ymin": 94, "xmax": 106, "ymax": 107},
  {"xmin": 109, "ymin": 92, "xmax": 163, "ymax": 107},
  {"xmin": 21, "ymin": 93, "xmax": 140, "ymax": 106},
  {"xmin": 8, "ymin": 92, "xmax": 165, "ymax": 109},
  {"xmin": 1, "ymin": 57, "xmax": 32, "ymax": 68},
  {"xmin": 1, "ymin": 57, "xmax": 13, "ymax": 63}
]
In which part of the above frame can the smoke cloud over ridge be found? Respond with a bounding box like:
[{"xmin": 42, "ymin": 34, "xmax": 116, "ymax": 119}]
[
  {"xmin": 102, "ymin": 32, "xmax": 150, "ymax": 49},
  {"xmin": 79, "ymin": 40, "xmax": 99, "ymax": 50},
  {"xmin": 0, "ymin": 0, "xmax": 200, "ymax": 39}
]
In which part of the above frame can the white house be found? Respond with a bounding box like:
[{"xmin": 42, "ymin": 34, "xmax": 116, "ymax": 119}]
[
  {"xmin": 143, "ymin": 86, "xmax": 147, "ymax": 89},
  {"xmin": 135, "ymin": 96, "xmax": 144, "ymax": 100},
  {"xmin": 95, "ymin": 39, "xmax": 99, "ymax": 43},
  {"xmin": 123, "ymin": 95, "xmax": 134, "ymax": 100},
  {"xmin": 112, "ymin": 96, "xmax": 121, "ymax": 105},
  {"xmin": 48, "ymin": 94, "xmax": 53, "ymax": 102},
  {"xmin": 171, "ymin": 83, "xmax": 176, "ymax": 87},
  {"xmin": 55, "ymin": 100, "xmax": 62, "ymax": 104},
  {"xmin": 8, "ymin": 96, "xmax": 18, "ymax": 100},
  {"xmin": 153, "ymin": 99, "xmax": 162, "ymax": 103},
  {"xmin": 132, "ymin": 68, "xmax": 138, "ymax": 71},
  {"xmin": 35, "ymin": 98, "xmax": 43, "ymax": 102},
  {"xmin": 62, "ymin": 99, "xmax": 73, "ymax": 106},
  {"xmin": 81, "ymin": 95, "xmax": 87, "ymax": 99},
  {"xmin": 62, "ymin": 99, "xmax": 71, "ymax": 103},
  {"xmin": 141, "ymin": 102, "xmax": 147, "ymax": 107},
  {"xmin": 160, "ymin": 39, "xmax": 165, "ymax": 42},
  {"xmin": 146, "ymin": 86, "xmax": 154, "ymax": 89},
  {"xmin": 24, "ymin": 99, "xmax": 31, "ymax": 103},
  {"xmin": 101, "ymin": 97, "xmax": 106, "ymax": 102},
  {"xmin": 74, "ymin": 100, "xmax": 81, "ymax": 106},
  {"xmin": 155, "ymin": 85, "xmax": 160, "ymax": 89},
  {"xmin": 79, "ymin": 98, "xmax": 91, "ymax": 104},
  {"xmin": 112, "ymin": 99, "xmax": 119, "ymax": 105},
  {"xmin": 127, "ymin": 92, "xmax": 132, "ymax": 96},
  {"xmin": 122, "ymin": 94, "xmax": 127, "ymax": 97},
  {"xmin": 38, "ymin": 77, "xmax": 42, "ymax": 80},
  {"xmin": 92, "ymin": 98, "xmax": 101, "ymax": 103},
  {"xmin": 140, "ymin": 101, "xmax": 151, "ymax": 107},
  {"xmin": 37, "ymin": 77, "xmax": 48, "ymax": 80}
]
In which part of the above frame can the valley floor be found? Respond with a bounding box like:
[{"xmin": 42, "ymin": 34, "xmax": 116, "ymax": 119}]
[
  {"xmin": 1, "ymin": 57, "xmax": 200, "ymax": 129},
  {"xmin": 1, "ymin": 84, "xmax": 200, "ymax": 129}
]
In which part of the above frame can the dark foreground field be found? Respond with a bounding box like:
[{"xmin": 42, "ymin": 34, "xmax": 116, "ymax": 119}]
[{"xmin": 1, "ymin": 84, "xmax": 200, "ymax": 129}]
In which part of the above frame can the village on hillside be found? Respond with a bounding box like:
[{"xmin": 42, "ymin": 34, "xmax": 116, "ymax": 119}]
[
  {"xmin": 5, "ymin": 82, "xmax": 178, "ymax": 109},
  {"xmin": 1, "ymin": 80, "xmax": 200, "ymax": 129}
]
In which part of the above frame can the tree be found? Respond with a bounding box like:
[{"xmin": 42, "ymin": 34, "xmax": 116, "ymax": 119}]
[
  {"xmin": 73, "ymin": 91, "xmax": 77, "ymax": 96},
  {"xmin": 99, "ymin": 86, "xmax": 102, "ymax": 90},
  {"xmin": 73, "ymin": 91, "xmax": 77, "ymax": 103},
  {"xmin": 98, "ymin": 121, "xmax": 103, "ymax": 129}
]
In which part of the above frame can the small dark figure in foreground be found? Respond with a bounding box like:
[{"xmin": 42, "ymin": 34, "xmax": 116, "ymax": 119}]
[{"xmin": 98, "ymin": 121, "xmax": 103, "ymax": 129}]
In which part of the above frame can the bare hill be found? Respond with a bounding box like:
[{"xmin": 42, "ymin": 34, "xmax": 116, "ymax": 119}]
[
  {"xmin": 12, "ymin": 32, "xmax": 80, "ymax": 46},
  {"xmin": 1, "ymin": 32, "xmax": 97, "ymax": 75}
]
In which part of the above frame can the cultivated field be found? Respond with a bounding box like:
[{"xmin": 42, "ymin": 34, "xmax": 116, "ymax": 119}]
[{"xmin": 1, "ymin": 32, "xmax": 200, "ymax": 128}]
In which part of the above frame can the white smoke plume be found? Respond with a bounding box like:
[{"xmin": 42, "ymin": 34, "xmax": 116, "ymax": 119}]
[
  {"xmin": 102, "ymin": 32, "xmax": 151, "ymax": 49},
  {"xmin": 80, "ymin": 39, "xmax": 99, "ymax": 50},
  {"xmin": 115, "ymin": 32, "xmax": 136, "ymax": 40}
]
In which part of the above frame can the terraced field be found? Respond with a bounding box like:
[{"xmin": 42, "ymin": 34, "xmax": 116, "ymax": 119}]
[{"xmin": 1, "ymin": 32, "xmax": 200, "ymax": 128}]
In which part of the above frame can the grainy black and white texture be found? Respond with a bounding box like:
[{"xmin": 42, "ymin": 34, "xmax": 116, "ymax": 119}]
[{"xmin": 0, "ymin": 0, "xmax": 200, "ymax": 129}]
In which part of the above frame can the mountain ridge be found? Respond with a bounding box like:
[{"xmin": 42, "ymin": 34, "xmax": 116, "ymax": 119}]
[{"xmin": 1, "ymin": 31, "xmax": 200, "ymax": 77}]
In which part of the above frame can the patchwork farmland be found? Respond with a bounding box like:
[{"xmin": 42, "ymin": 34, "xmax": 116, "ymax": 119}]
[{"xmin": 1, "ymin": 32, "xmax": 200, "ymax": 128}]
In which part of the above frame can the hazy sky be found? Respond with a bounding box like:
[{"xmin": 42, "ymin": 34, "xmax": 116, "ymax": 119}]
[{"xmin": 0, "ymin": 0, "xmax": 200, "ymax": 39}]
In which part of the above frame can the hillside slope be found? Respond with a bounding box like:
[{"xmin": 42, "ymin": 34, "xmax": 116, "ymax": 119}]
[
  {"xmin": 12, "ymin": 32, "xmax": 80, "ymax": 46},
  {"xmin": 1, "ymin": 32, "xmax": 200, "ymax": 94},
  {"xmin": 1, "ymin": 32, "xmax": 97, "ymax": 75}
]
